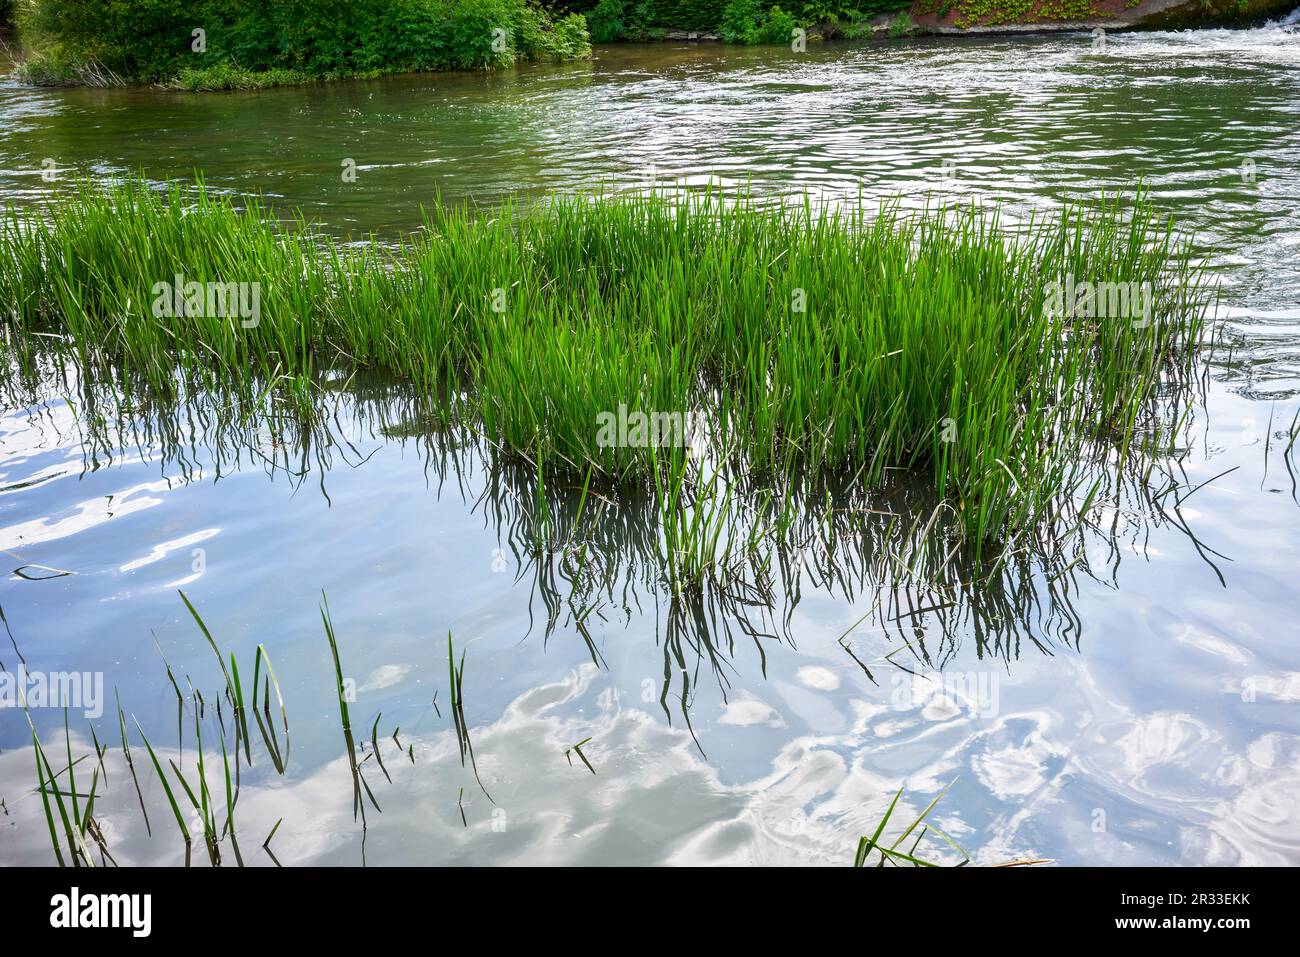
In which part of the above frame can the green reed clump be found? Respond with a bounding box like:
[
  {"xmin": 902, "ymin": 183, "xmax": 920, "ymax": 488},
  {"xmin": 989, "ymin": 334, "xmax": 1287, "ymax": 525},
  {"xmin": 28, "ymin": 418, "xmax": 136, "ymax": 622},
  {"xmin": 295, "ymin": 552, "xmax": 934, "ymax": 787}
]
[{"xmin": 0, "ymin": 182, "xmax": 1208, "ymax": 545}]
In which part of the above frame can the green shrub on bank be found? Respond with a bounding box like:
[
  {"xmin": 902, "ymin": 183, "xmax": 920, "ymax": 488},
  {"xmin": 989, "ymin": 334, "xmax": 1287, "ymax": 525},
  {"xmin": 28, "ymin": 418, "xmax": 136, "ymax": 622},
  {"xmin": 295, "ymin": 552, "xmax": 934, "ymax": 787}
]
[
  {"xmin": 720, "ymin": 0, "xmax": 798, "ymax": 43},
  {"xmin": 515, "ymin": 7, "xmax": 593, "ymax": 59},
  {"xmin": 887, "ymin": 9, "xmax": 916, "ymax": 33},
  {"xmin": 14, "ymin": 0, "xmax": 591, "ymax": 86},
  {"xmin": 763, "ymin": 5, "xmax": 798, "ymax": 41}
]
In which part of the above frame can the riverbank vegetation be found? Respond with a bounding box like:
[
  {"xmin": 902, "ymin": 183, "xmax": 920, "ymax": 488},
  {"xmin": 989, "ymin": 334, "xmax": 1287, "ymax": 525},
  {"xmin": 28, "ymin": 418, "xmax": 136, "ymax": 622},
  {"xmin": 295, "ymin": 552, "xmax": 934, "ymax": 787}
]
[
  {"xmin": 565, "ymin": 0, "xmax": 1295, "ymax": 43},
  {"xmin": 0, "ymin": 182, "xmax": 1208, "ymax": 556},
  {"xmin": 578, "ymin": 0, "xmax": 912, "ymax": 43},
  {"xmin": 7, "ymin": 0, "xmax": 922, "ymax": 88},
  {"xmin": 11, "ymin": 0, "xmax": 591, "ymax": 88},
  {"xmin": 10, "ymin": 0, "xmax": 1293, "ymax": 87}
]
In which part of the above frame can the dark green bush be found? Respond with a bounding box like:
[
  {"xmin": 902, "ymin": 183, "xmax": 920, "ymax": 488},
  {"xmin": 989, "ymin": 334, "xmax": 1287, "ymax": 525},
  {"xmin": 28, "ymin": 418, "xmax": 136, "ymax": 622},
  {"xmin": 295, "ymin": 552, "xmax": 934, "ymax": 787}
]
[
  {"xmin": 586, "ymin": 0, "xmax": 628, "ymax": 39},
  {"xmin": 650, "ymin": 0, "xmax": 728, "ymax": 30},
  {"xmin": 798, "ymin": 0, "xmax": 910, "ymax": 19},
  {"xmin": 18, "ymin": 0, "xmax": 197, "ymax": 81},
  {"xmin": 16, "ymin": 0, "xmax": 590, "ymax": 84},
  {"xmin": 585, "ymin": 0, "xmax": 660, "ymax": 40}
]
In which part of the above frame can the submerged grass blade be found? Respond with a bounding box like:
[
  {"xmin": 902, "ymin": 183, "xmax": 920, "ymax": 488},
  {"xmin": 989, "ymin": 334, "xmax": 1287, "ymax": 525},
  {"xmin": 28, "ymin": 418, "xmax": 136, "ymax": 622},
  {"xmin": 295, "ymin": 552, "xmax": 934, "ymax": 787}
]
[
  {"xmin": 31, "ymin": 730, "xmax": 66, "ymax": 867},
  {"xmin": 134, "ymin": 719, "xmax": 193, "ymax": 866},
  {"xmin": 448, "ymin": 631, "xmax": 493, "ymax": 803},
  {"xmin": 251, "ymin": 643, "xmax": 290, "ymax": 774},
  {"xmin": 321, "ymin": 592, "xmax": 378, "ymax": 821}
]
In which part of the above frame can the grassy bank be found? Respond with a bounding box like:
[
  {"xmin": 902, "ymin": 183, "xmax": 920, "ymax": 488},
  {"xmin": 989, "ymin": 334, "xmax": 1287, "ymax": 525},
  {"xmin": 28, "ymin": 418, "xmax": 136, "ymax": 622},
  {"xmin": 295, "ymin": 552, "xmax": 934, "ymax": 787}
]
[
  {"xmin": 12, "ymin": 0, "xmax": 591, "ymax": 88},
  {"xmin": 0, "ymin": 183, "xmax": 1207, "ymax": 553}
]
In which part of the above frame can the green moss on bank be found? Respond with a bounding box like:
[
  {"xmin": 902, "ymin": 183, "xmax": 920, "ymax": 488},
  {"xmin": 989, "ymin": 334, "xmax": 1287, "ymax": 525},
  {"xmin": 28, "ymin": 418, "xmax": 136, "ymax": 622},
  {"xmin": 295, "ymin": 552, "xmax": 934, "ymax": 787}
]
[{"xmin": 1139, "ymin": 0, "xmax": 1291, "ymax": 28}]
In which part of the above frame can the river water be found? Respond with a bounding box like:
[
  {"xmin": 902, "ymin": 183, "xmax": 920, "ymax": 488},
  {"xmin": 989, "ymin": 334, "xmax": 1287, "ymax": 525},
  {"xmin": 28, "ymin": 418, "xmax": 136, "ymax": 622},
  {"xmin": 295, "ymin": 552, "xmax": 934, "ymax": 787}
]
[{"xmin": 0, "ymin": 21, "xmax": 1298, "ymax": 865}]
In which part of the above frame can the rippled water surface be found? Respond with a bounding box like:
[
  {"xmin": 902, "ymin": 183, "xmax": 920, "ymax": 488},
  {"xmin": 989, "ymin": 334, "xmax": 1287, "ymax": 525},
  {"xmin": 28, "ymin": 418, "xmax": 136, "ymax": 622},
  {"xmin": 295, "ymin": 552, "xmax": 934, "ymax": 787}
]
[{"xmin": 1, "ymin": 21, "xmax": 1299, "ymax": 865}]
